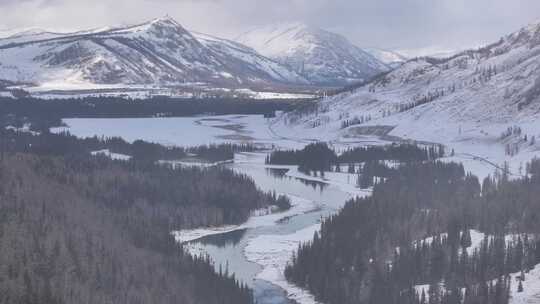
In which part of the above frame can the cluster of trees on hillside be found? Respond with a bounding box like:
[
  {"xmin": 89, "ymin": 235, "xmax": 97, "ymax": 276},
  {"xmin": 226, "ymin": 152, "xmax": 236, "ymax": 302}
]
[
  {"xmin": 285, "ymin": 159, "xmax": 540, "ymax": 304},
  {"xmin": 340, "ymin": 144, "xmax": 444, "ymax": 163},
  {"xmin": 386, "ymin": 274, "xmax": 512, "ymax": 304},
  {"xmin": 340, "ymin": 115, "xmax": 372, "ymax": 129},
  {"xmin": 397, "ymin": 89, "xmax": 447, "ymax": 113},
  {"xmin": 387, "ymin": 232, "xmax": 540, "ymax": 304},
  {"xmin": 187, "ymin": 144, "xmax": 257, "ymax": 163},
  {"xmin": 282, "ymin": 102, "xmax": 322, "ymax": 125},
  {"xmin": 0, "ymin": 151, "xmax": 293, "ymax": 304},
  {"xmin": 527, "ymin": 158, "xmax": 540, "ymax": 176},
  {"xmin": 265, "ymin": 143, "xmax": 337, "ymax": 174},
  {"xmin": 356, "ymin": 160, "xmax": 396, "ymax": 188},
  {"xmin": 474, "ymin": 65, "xmax": 499, "ymax": 82},
  {"xmin": 499, "ymin": 126, "xmax": 538, "ymax": 156},
  {"xmin": 266, "ymin": 142, "xmax": 443, "ymax": 175}
]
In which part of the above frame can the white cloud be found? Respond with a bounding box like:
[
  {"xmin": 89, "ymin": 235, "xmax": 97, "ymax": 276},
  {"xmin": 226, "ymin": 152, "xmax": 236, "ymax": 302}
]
[{"xmin": 0, "ymin": 0, "xmax": 539, "ymax": 51}]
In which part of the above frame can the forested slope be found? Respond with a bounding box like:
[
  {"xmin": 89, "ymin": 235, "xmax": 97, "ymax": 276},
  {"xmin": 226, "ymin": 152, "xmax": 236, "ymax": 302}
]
[
  {"xmin": 0, "ymin": 153, "xmax": 287, "ymax": 304},
  {"xmin": 285, "ymin": 160, "xmax": 540, "ymax": 304}
]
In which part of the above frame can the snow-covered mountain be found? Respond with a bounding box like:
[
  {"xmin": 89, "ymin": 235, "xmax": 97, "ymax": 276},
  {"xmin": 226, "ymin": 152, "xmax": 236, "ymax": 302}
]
[
  {"xmin": 0, "ymin": 17, "xmax": 309, "ymax": 96},
  {"xmin": 274, "ymin": 20, "xmax": 540, "ymax": 176},
  {"xmin": 236, "ymin": 22, "xmax": 390, "ymax": 86},
  {"xmin": 364, "ymin": 48, "xmax": 407, "ymax": 68},
  {"xmin": 192, "ymin": 31, "xmax": 307, "ymax": 87}
]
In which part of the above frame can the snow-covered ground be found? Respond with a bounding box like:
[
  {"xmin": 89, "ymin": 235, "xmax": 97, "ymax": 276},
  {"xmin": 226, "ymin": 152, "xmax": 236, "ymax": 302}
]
[
  {"xmin": 414, "ymin": 263, "xmax": 540, "ymax": 303},
  {"xmin": 90, "ymin": 149, "xmax": 132, "ymax": 161},
  {"xmin": 414, "ymin": 230, "xmax": 533, "ymax": 256},
  {"xmin": 244, "ymin": 224, "xmax": 323, "ymax": 304},
  {"xmin": 417, "ymin": 261, "xmax": 540, "ymax": 304},
  {"xmin": 158, "ymin": 159, "xmax": 234, "ymax": 169},
  {"xmin": 174, "ymin": 194, "xmax": 320, "ymax": 244},
  {"xmin": 52, "ymin": 115, "xmax": 309, "ymax": 149},
  {"xmin": 509, "ymin": 265, "xmax": 540, "ymax": 304},
  {"xmin": 233, "ymin": 88, "xmax": 315, "ymax": 100},
  {"xmin": 414, "ymin": 230, "xmax": 540, "ymax": 300},
  {"xmin": 5, "ymin": 124, "xmax": 40, "ymax": 136}
]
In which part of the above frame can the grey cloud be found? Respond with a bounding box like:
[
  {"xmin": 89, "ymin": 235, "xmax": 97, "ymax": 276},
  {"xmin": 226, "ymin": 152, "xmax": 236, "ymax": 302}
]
[{"xmin": 1, "ymin": 0, "xmax": 539, "ymax": 52}]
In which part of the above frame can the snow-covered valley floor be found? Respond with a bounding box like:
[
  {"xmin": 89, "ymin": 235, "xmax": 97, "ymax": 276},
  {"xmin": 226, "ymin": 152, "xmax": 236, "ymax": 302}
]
[{"xmin": 56, "ymin": 113, "xmax": 540, "ymax": 304}]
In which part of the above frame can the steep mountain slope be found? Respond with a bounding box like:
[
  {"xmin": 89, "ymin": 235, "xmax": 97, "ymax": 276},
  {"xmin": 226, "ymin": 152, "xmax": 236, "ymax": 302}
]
[
  {"xmin": 274, "ymin": 21, "xmax": 540, "ymax": 174},
  {"xmin": 192, "ymin": 32, "xmax": 308, "ymax": 86},
  {"xmin": 236, "ymin": 22, "xmax": 390, "ymax": 86},
  {"xmin": 0, "ymin": 17, "xmax": 308, "ymax": 95}
]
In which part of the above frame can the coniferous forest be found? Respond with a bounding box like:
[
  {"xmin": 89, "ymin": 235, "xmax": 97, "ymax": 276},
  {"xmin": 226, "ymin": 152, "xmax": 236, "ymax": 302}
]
[
  {"xmin": 285, "ymin": 159, "xmax": 540, "ymax": 304},
  {"xmin": 0, "ymin": 154, "xmax": 268, "ymax": 304},
  {"xmin": 265, "ymin": 142, "xmax": 443, "ymax": 175},
  {"xmin": 0, "ymin": 127, "xmax": 257, "ymax": 163},
  {"xmin": 0, "ymin": 124, "xmax": 292, "ymax": 304},
  {"xmin": 0, "ymin": 97, "xmax": 305, "ymax": 125}
]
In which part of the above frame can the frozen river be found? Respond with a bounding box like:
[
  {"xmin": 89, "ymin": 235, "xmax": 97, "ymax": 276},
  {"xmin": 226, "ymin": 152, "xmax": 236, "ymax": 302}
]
[
  {"xmin": 185, "ymin": 153, "xmax": 355, "ymax": 304},
  {"xmin": 52, "ymin": 114, "xmax": 306, "ymax": 149}
]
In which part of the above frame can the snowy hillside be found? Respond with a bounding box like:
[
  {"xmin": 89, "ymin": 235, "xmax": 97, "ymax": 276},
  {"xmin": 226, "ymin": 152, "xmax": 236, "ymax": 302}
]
[
  {"xmin": 193, "ymin": 32, "xmax": 308, "ymax": 86},
  {"xmin": 0, "ymin": 17, "xmax": 311, "ymax": 97},
  {"xmin": 236, "ymin": 22, "xmax": 390, "ymax": 86},
  {"xmin": 274, "ymin": 20, "xmax": 540, "ymax": 176}
]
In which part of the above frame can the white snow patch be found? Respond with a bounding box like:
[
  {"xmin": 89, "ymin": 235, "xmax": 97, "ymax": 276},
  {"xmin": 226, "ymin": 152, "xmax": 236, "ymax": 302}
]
[
  {"xmin": 90, "ymin": 149, "xmax": 132, "ymax": 161},
  {"xmin": 52, "ymin": 115, "xmax": 309, "ymax": 150},
  {"xmin": 5, "ymin": 124, "xmax": 40, "ymax": 135},
  {"xmin": 173, "ymin": 194, "xmax": 320, "ymax": 243},
  {"xmin": 509, "ymin": 264, "xmax": 540, "ymax": 304},
  {"xmin": 244, "ymin": 224, "xmax": 323, "ymax": 304},
  {"xmin": 158, "ymin": 159, "xmax": 234, "ymax": 169}
]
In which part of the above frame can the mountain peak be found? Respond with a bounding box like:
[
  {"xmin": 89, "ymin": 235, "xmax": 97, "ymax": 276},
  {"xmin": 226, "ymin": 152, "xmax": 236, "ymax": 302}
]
[
  {"xmin": 109, "ymin": 15, "xmax": 188, "ymax": 36},
  {"xmin": 236, "ymin": 22, "xmax": 389, "ymax": 86},
  {"xmin": 149, "ymin": 15, "xmax": 179, "ymax": 26}
]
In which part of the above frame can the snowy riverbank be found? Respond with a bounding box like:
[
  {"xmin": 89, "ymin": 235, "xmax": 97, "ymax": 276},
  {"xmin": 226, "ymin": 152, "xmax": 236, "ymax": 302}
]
[
  {"xmin": 173, "ymin": 194, "xmax": 320, "ymax": 244},
  {"xmin": 244, "ymin": 224, "xmax": 323, "ymax": 304}
]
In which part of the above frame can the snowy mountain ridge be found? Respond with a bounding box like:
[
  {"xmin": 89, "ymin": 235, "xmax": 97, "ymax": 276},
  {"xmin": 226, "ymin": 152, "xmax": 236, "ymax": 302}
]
[
  {"xmin": 236, "ymin": 22, "xmax": 390, "ymax": 86},
  {"xmin": 0, "ymin": 17, "xmax": 311, "ymax": 97},
  {"xmin": 273, "ymin": 20, "xmax": 540, "ymax": 176}
]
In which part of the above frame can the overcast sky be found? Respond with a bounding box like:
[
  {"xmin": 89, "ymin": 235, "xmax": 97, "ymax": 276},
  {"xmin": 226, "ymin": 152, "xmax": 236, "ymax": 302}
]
[{"xmin": 1, "ymin": 0, "xmax": 540, "ymax": 56}]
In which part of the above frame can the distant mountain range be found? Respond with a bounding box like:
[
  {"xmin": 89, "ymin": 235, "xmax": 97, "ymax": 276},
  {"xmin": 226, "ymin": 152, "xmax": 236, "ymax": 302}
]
[
  {"xmin": 0, "ymin": 17, "xmax": 309, "ymax": 97},
  {"xmin": 0, "ymin": 17, "xmax": 393, "ymax": 98}
]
